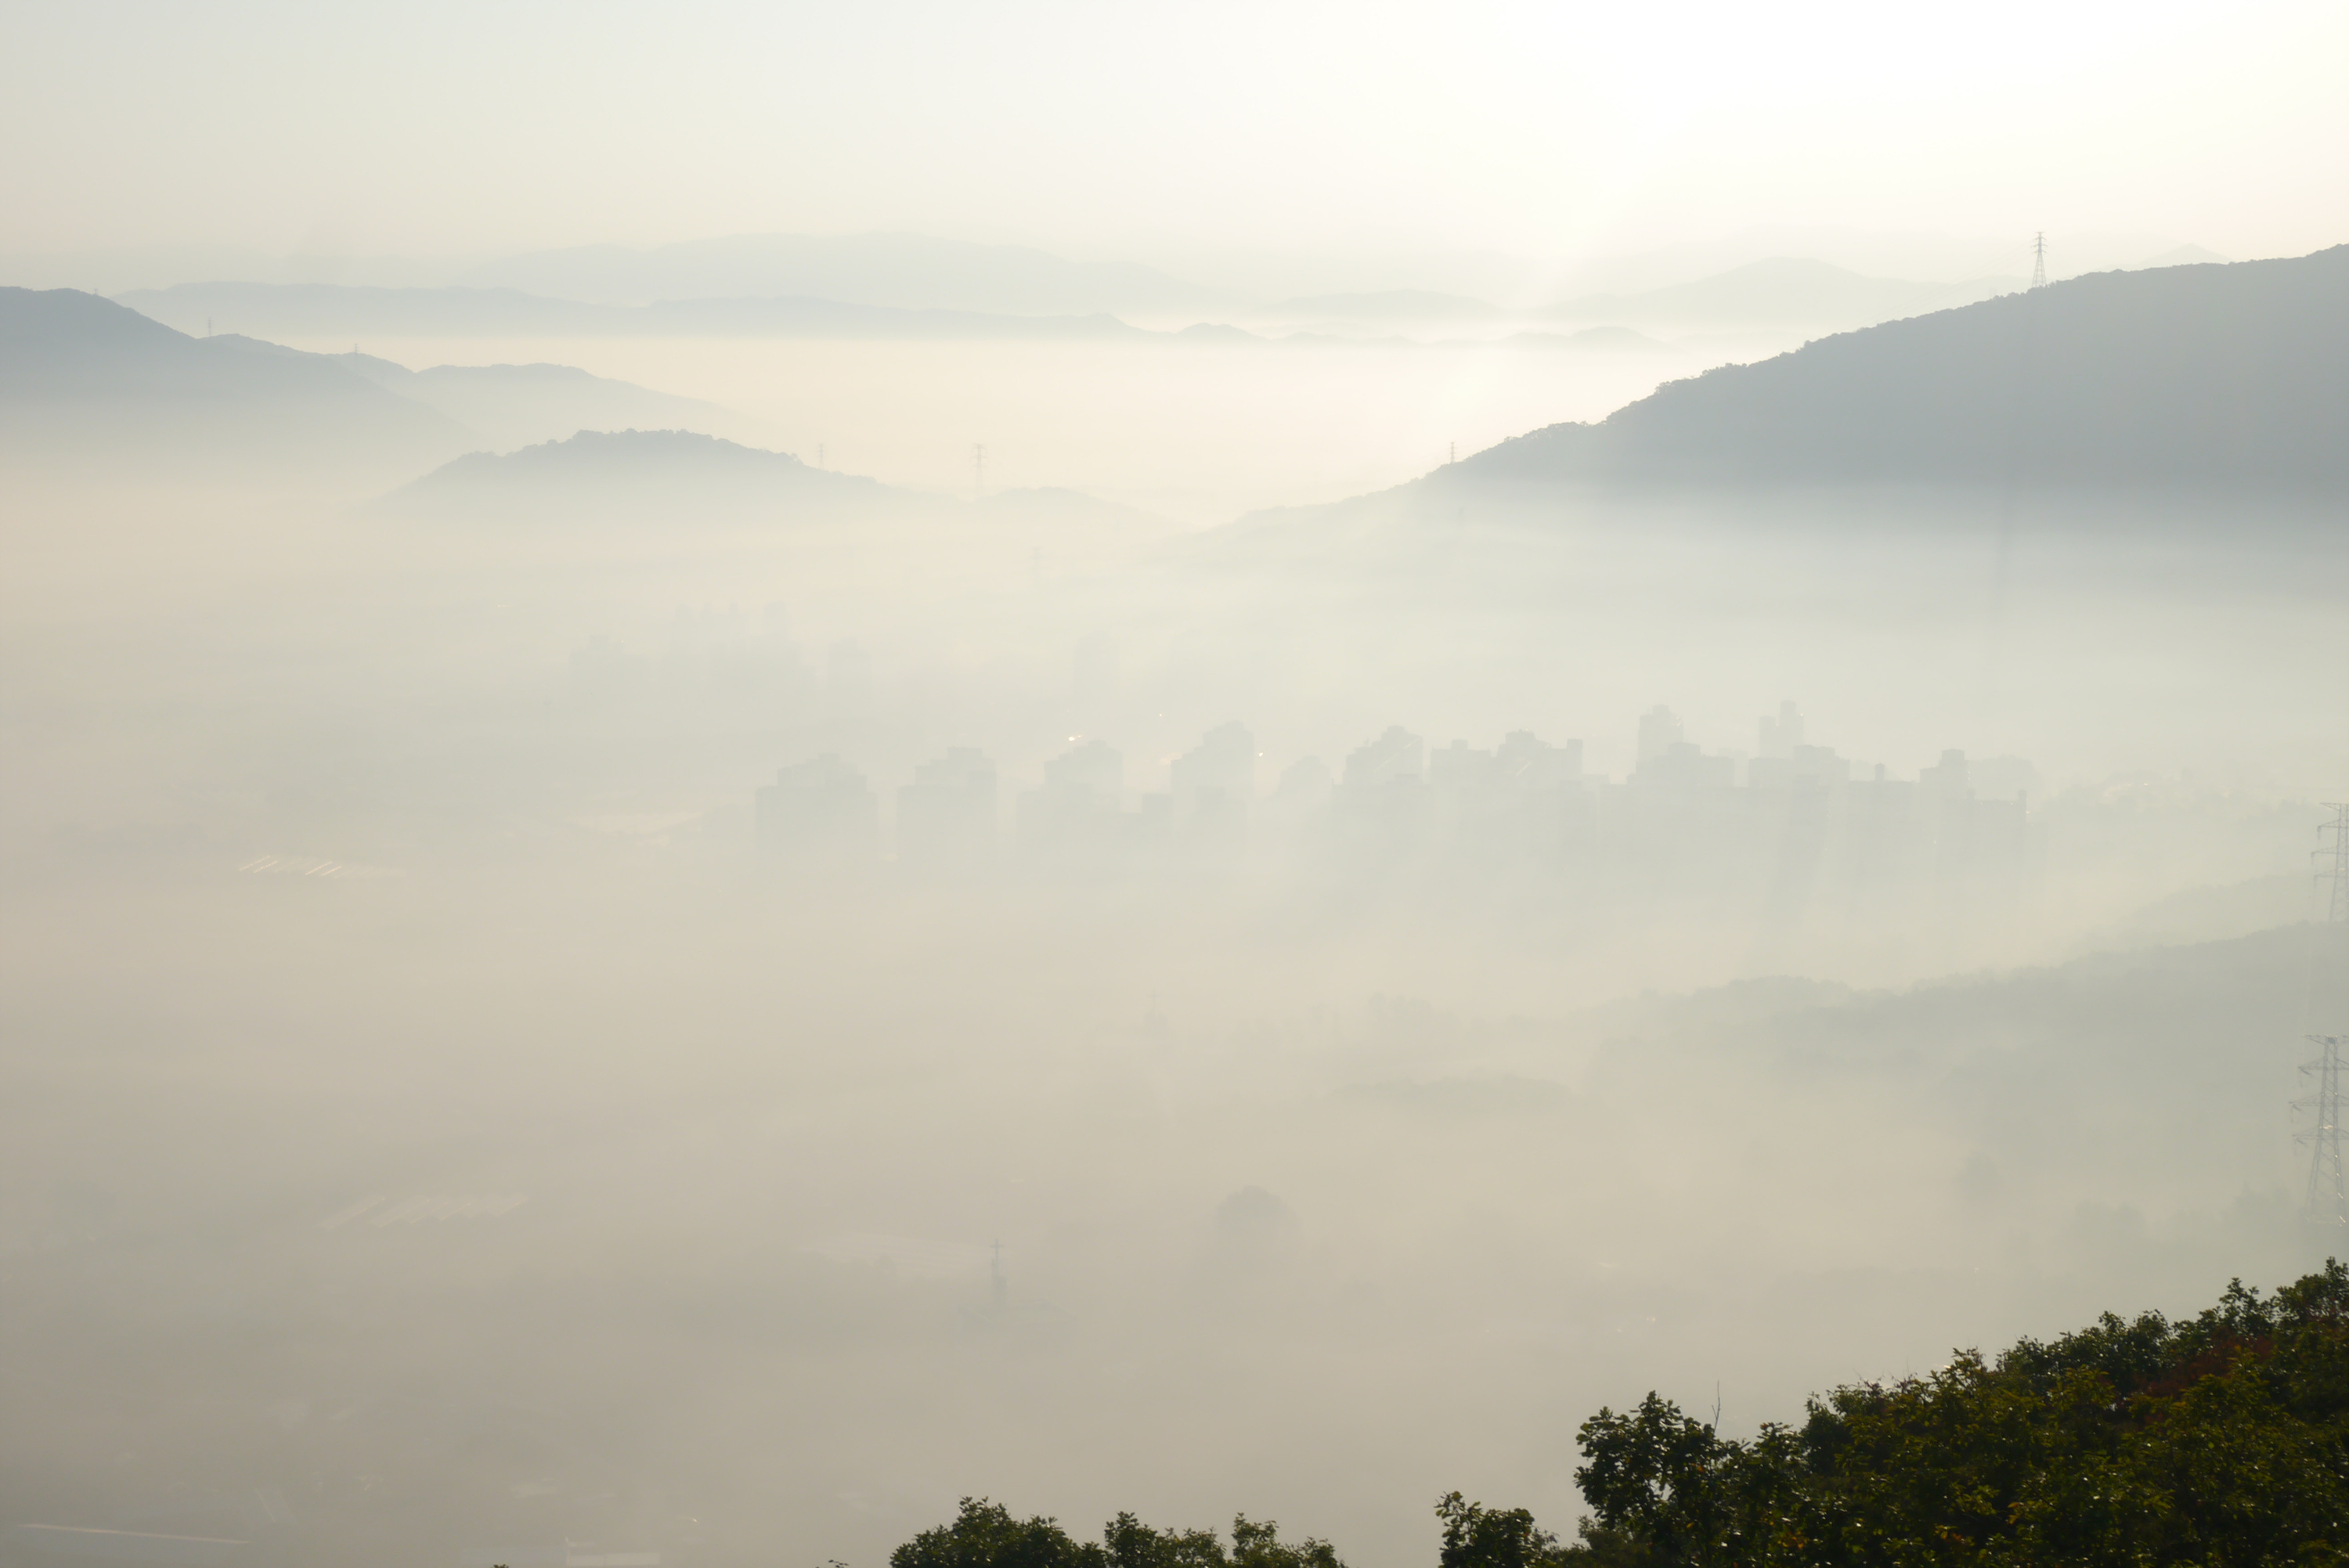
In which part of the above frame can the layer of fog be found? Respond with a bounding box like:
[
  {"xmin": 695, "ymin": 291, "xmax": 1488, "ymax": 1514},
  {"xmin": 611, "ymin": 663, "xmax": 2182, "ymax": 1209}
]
[
  {"xmin": 175, "ymin": 333, "xmax": 1729, "ymax": 523},
  {"xmin": 5, "ymin": 443, "xmax": 2344, "ymax": 1568}
]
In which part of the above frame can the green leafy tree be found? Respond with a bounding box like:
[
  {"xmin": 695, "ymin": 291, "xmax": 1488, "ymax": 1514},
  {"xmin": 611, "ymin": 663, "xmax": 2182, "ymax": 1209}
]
[
  {"xmin": 1102, "ymin": 1513, "xmax": 1231, "ymax": 1568},
  {"xmin": 1435, "ymin": 1493, "xmax": 1567, "ymax": 1568},
  {"xmin": 892, "ymin": 1499, "xmax": 1104, "ymax": 1568},
  {"xmin": 1559, "ymin": 1263, "xmax": 2349, "ymax": 1565},
  {"xmin": 1229, "ymin": 1516, "xmax": 1344, "ymax": 1568},
  {"xmin": 897, "ymin": 1504, "xmax": 1342, "ymax": 1568}
]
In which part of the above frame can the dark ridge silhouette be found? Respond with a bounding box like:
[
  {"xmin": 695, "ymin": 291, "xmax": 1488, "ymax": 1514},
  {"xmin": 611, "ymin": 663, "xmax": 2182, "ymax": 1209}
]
[{"xmin": 1437, "ymin": 246, "xmax": 2349, "ymax": 494}]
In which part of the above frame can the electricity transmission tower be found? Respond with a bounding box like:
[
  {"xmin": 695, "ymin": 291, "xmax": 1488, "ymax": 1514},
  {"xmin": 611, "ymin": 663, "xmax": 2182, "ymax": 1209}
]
[
  {"xmin": 2300, "ymin": 1033, "xmax": 2347, "ymax": 1230},
  {"xmin": 2298, "ymin": 804, "xmax": 2349, "ymax": 1231},
  {"xmin": 2030, "ymin": 232, "xmax": 2048, "ymax": 290},
  {"xmin": 2325, "ymin": 803, "xmax": 2349, "ymax": 925}
]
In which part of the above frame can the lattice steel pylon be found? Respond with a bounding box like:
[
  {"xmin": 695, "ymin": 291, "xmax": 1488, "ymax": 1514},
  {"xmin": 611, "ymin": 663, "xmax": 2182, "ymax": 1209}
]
[
  {"xmin": 2298, "ymin": 805, "xmax": 2349, "ymax": 1231},
  {"xmin": 2324, "ymin": 803, "xmax": 2349, "ymax": 925},
  {"xmin": 2300, "ymin": 1032, "xmax": 2347, "ymax": 1230},
  {"xmin": 2030, "ymin": 232, "xmax": 2048, "ymax": 290}
]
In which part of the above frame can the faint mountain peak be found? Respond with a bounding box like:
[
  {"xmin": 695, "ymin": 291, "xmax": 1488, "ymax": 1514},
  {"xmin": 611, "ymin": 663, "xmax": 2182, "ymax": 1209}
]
[
  {"xmin": 414, "ymin": 427, "xmax": 808, "ymax": 478},
  {"xmin": 379, "ymin": 428, "xmax": 893, "ymax": 520},
  {"xmin": 453, "ymin": 229, "xmax": 1230, "ymax": 316},
  {"xmin": 326, "ymin": 354, "xmax": 760, "ymax": 449},
  {"xmin": 2134, "ymin": 244, "xmax": 2232, "ymax": 269}
]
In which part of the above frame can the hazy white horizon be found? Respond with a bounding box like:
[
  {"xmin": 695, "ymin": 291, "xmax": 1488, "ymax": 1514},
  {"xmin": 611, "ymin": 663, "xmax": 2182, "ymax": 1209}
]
[{"xmin": 4, "ymin": 0, "xmax": 2343, "ymax": 288}]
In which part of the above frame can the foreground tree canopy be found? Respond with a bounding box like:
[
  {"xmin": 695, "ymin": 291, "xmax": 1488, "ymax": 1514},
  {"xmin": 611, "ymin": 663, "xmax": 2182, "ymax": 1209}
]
[
  {"xmin": 1559, "ymin": 1261, "xmax": 2349, "ymax": 1564},
  {"xmin": 891, "ymin": 1501, "xmax": 1344, "ymax": 1568},
  {"xmin": 901, "ymin": 1265, "xmax": 2349, "ymax": 1567}
]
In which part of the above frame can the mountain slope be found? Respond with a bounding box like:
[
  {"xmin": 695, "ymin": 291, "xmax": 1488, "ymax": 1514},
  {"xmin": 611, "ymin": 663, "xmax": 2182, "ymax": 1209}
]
[
  {"xmin": 1449, "ymin": 247, "xmax": 2349, "ymax": 492},
  {"xmin": 0, "ymin": 287, "xmax": 471, "ymax": 480},
  {"xmin": 2, "ymin": 287, "xmax": 774, "ymax": 488},
  {"xmin": 2, "ymin": 287, "xmax": 435, "ymax": 409}
]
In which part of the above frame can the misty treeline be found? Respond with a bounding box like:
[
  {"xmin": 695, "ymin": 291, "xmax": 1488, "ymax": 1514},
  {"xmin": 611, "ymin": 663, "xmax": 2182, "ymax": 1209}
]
[{"xmin": 909, "ymin": 1265, "xmax": 2349, "ymax": 1567}]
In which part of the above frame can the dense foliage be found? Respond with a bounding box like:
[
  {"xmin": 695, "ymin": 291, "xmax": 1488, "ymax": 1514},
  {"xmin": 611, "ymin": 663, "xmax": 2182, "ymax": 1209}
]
[
  {"xmin": 891, "ymin": 1499, "xmax": 1343, "ymax": 1568},
  {"xmin": 895, "ymin": 1267, "xmax": 2349, "ymax": 1568},
  {"xmin": 1564, "ymin": 1263, "xmax": 2349, "ymax": 1564}
]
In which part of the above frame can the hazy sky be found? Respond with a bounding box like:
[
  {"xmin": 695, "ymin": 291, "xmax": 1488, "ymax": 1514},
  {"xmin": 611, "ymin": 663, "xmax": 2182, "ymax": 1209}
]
[{"xmin": 4, "ymin": 0, "xmax": 2344, "ymax": 272}]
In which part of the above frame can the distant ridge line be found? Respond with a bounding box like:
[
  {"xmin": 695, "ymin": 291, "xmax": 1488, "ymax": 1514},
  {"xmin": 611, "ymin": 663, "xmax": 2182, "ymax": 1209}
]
[{"xmin": 1421, "ymin": 244, "xmax": 2349, "ymax": 496}]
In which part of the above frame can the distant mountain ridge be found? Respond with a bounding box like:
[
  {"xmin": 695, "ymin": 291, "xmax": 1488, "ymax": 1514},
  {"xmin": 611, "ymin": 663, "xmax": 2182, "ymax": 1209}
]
[
  {"xmin": 117, "ymin": 264, "xmax": 2059, "ymax": 346},
  {"xmin": 2, "ymin": 287, "xmax": 436, "ymax": 410},
  {"xmin": 0, "ymin": 286, "xmax": 467, "ymax": 479},
  {"xmin": 453, "ymin": 230, "xmax": 1230, "ymax": 315},
  {"xmin": 377, "ymin": 429, "xmax": 907, "ymax": 525},
  {"xmin": 381, "ymin": 430, "xmax": 1174, "ymax": 554},
  {"xmin": 332, "ymin": 354, "xmax": 754, "ymax": 450},
  {"xmin": 393, "ymin": 428, "xmax": 836, "ymax": 493},
  {"xmin": 115, "ymin": 283, "xmax": 1159, "ymax": 342},
  {"xmin": 0, "ymin": 288, "xmax": 763, "ymax": 483},
  {"xmin": 1436, "ymin": 247, "xmax": 2349, "ymax": 494}
]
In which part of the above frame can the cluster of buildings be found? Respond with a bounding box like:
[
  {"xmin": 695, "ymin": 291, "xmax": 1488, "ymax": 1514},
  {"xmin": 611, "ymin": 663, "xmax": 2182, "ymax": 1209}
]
[{"xmin": 752, "ymin": 703, "xmax": 2040, "ymax": 905}]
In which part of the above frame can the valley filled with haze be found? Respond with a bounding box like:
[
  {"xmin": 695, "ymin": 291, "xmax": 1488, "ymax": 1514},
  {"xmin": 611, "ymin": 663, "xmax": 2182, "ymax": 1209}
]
[{"xmin": 4, "ymin": 5, "xmax": 2347, "ymax": 1568}]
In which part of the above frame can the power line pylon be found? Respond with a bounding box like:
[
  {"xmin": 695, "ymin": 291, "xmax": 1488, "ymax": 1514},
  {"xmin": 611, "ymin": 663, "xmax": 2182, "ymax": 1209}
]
[
  {"xmin": 2299, "ymin": 1031, "xmax": 2347, "ymax": 1231},
  {"xmin": 2322, "ymin": 803, "xmax": 2349, "ymax": 925},
  {"xmin": 2300, "ymin": 804, "xmax": 2349, "ymax": 1231},
  {"xmin": 2030, "ymin": 232, "xmax": 2048, "ymax": 290}
]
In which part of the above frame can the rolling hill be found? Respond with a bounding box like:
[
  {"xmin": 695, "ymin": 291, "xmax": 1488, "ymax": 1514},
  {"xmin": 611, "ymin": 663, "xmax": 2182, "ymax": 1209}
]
[
  {"xmin": 377, "ymin": 429, "xmax": 1171, "ymax": 548},
  {"xmin": 0, "ymin": 287, "xmax": 469, "ymax": 481},
  {"xmin": 0, "ymin": 288, "xmax": 770, "ymax": 483},
  {"xmin": 380, "ymin": 428, "xmax": 884, "ymax": 519},
  {"xmin": 1442, "ymin": 246, "xmax": 2349, "ymax": 493}
]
